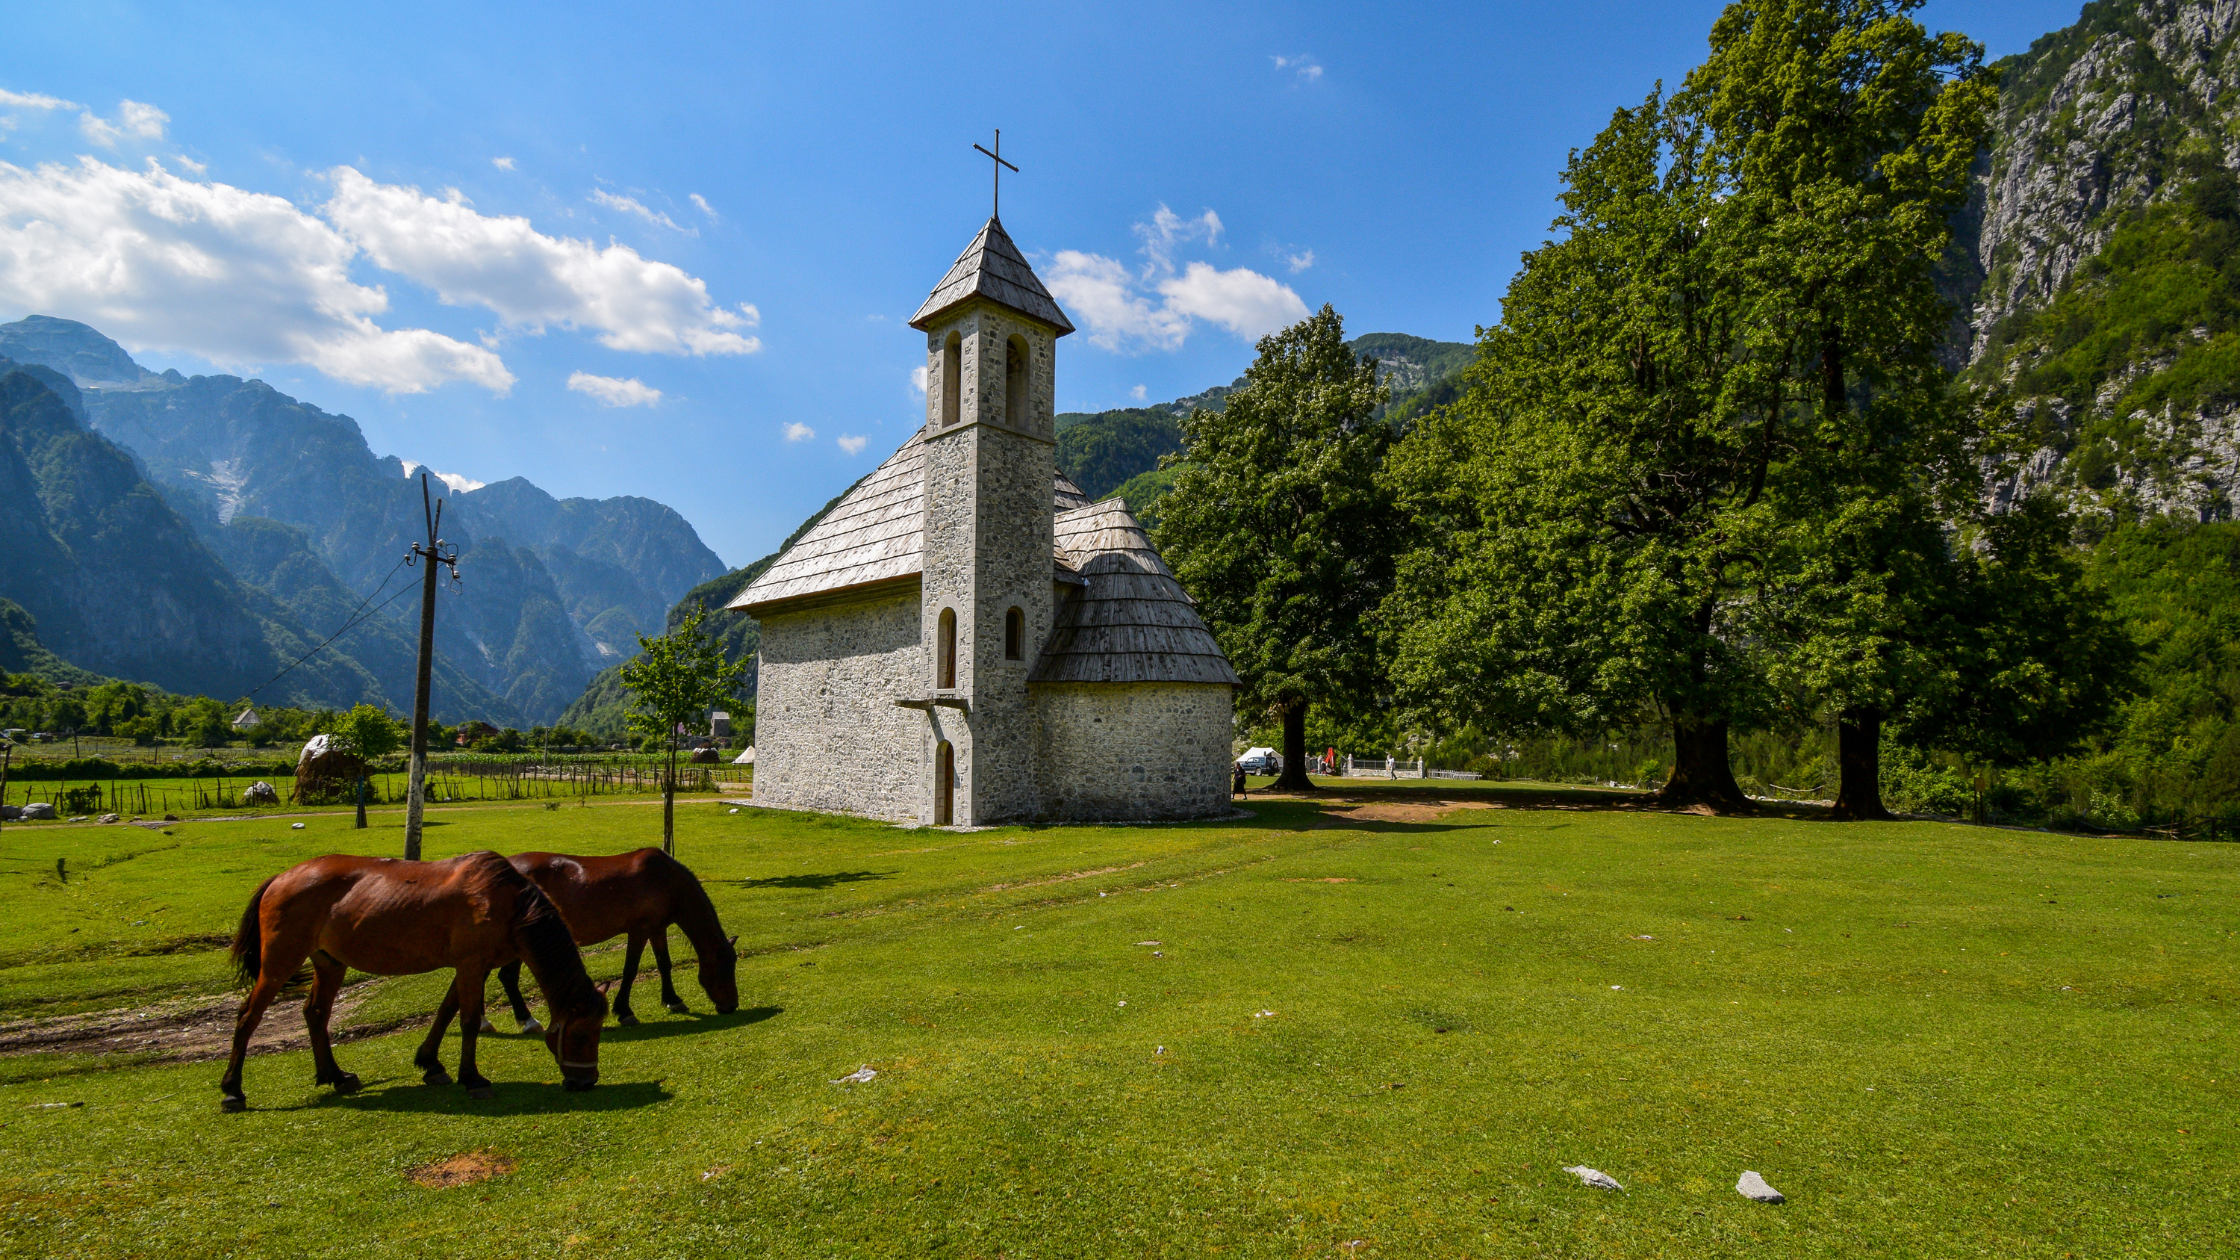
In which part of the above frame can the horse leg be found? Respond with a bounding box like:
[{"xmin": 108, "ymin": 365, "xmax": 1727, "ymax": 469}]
[
  {"xmin": 455, "ymin": 968, "xmax": 494, "ymax": 1099},
  {"xmin": 613, "ymin": 933, "xmax": 647, "ymax": 1026},
  {"xmin": 414, "ymin": 985, "xmax": 460, "ymax": 1086},
  {"xmin": 305, "ymin": 951, "xmax": 359, "ymax": 1095},
  {"xmin": 652, "ymin": 927, "xmax": 689, "ymax": 1014},
  {"xmin": 218, "ymin": 944, "xmax": 309, "ymax": 1112},
  {"xmin": 498, "ymin": 960, "xmax": 543, "ymax": 1035}
]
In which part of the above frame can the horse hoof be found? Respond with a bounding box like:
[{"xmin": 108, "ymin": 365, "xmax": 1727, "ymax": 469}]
[
  {"xmin": 330, "ymin": 1073, "xmax": 362, "ymax": 1095},
  {"xmin": 220, "ymin": 1094, "xmax": 247, "ymax": 1113},
  {"xmin": 479, "ymin": 1017, "xmax": 498, "ymax": 1034},
  {"xmin": 467, "ymin": 1086, "xmax": 495, "ymax": 1101},
  {"xmin": 664, "ymin": 1000, "xmax": 690, "ymax": 1015},
  {"xmin": 517, "ymin": 1019, "xmax": 544, "ymax": 1036},
  {"xmin": 422, "ymin": 1068, "xmax": 452, "ymax": 1087},
  {"xmin": 616, "ymin": 1012, "xmax": 639, "ymax": 1027}
]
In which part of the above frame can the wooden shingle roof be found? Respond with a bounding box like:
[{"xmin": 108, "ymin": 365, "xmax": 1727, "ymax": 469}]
[
  {"xmin": 731, "ymin": 433, "xmax": 926, "ymax": 612},
  {"xmin": 732, "ymin": 435, "xmax": 1103, "ymax": 613},
  {"xmin": 908, "ymin": 218, "xmax": 1076, "ymax": 335},
  {"xmin": 1031, "ymin": 500, "xmax": 1240, "ymax": 686}
]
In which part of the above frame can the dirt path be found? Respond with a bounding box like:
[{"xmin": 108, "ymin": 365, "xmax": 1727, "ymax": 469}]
[{"xmin": 0, "ymin": 982, "xmax": 416, "ymax": 1065}]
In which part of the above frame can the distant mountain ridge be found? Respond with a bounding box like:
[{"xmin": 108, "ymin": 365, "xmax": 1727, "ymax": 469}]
[
  {"xmin": 0, "ymin": 316, "xmax": 728, "ymax": 723},
  {"xmin": 1051, "ymin": 331, "xmax": 1473, "ymax": 516}
]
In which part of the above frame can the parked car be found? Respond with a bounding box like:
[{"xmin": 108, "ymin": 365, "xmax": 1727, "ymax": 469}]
[{"xmin": 1234, "ymin": 747, "xmax": 1282, "ymax": 775}]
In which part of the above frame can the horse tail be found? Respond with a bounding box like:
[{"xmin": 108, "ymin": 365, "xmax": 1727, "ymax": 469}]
[
  {"xmin": 230, "ymin": 875, "xmax": 312, "ymax": 993},
  {"xmin": 230, "ymin": 877, "xmax": 275, "ymax": 988}
]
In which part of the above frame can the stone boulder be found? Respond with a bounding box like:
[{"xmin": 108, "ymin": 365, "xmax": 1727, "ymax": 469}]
[
  {"xmin": 243, "ymin": 781, "xmax": 279, "ymax": 805},
  {"xmin": 20, "ymin": 803, "xmax": 57, "ymax": 820}
]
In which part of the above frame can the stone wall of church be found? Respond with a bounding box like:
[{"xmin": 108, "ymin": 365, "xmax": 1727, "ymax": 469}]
[
  {"xmin": 1032, "ymin": 682, "xmax": 1234, "ymax": 821},
  {"xmin": 751, "ymin": 587, "xmax": 926, "ymax": 823}
]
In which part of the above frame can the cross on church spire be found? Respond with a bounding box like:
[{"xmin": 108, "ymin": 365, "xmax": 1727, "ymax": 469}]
[{"xmin": 973, "ymin": 130, "xmax": 1018, "ymax": 222}]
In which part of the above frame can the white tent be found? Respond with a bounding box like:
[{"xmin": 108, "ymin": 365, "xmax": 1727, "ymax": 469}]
[{"xmin": 733, "ymin": 745, "xmax": 755, "ymax": 765}]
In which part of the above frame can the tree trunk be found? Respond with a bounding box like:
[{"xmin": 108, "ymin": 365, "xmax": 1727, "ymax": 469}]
[
  {"xmin": 663, "ymin": 739, "xmax": 677, "ymax": 855},
  {"xmin": 355, "ymin": 775, "xmax": 367, "ymax": 829},
  {"xmin": 1654, "ymin": 710, "xmax": 1750, "ymax": 812},
  {"xmin": 1274, "ymin": 702, "xmax": 1315, "ymax": 792},
  {"xmin": 1829, "ymin": 707, "xmax": 1891, "ymax": 821}
]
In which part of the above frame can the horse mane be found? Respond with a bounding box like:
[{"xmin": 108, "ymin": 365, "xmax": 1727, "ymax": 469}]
[
  {"xmin": 647, "ymin": 849, "xmax": 735, "ymax": 964},
  {"xmin": 508, "ymin": 873, "xmax": 606, "ymax": 1020}
]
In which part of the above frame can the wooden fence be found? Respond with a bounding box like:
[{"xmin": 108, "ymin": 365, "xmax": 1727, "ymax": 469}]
[{"xmin": 3, "ymin": 759, "xmax": 751, "ymax": 818}]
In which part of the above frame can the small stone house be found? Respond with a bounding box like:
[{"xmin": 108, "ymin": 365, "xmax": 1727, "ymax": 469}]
[{"xmin": 729, "ymin": 216, "xmax": 1238, "ymax": 826}]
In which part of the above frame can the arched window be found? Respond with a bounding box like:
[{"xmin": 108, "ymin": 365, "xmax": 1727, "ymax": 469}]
[
  {"xmin": 934, "ymin": 740, "xmax": 954, "ymax": 826},
  {"xmin": 937, "ymin": 607, "xmax": 957, "ymax": 689},
  {"xmin": 940, "ymin": 332, "xmax": 962, "ymax": 428},
  {"xmin": 1004, "ymin": 607, "xmax": 1024, "ymax": 660},
  {"xmin": 1005, "ymin": 336, "xmax": 1029, "ymax": 429}
]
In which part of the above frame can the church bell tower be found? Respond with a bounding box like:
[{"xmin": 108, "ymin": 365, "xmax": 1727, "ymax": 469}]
[{"xmin": 908, "ymin": 212, "xmax": 1075, "ymax": 825}]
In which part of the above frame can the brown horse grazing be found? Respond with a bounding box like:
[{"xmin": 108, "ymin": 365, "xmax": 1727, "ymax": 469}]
[
  {"xmin": 490, "ymin": 848, "xmax": 739, "ymax": 1032},
  {"xmin": 219, "ymin": 851, "xmax": 608, "ymax": 1112}
]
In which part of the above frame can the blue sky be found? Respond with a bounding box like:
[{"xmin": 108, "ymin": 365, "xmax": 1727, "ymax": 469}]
[{"xmin": 1, "ymin": 1, "xmax": 2085, "ymax": 567}]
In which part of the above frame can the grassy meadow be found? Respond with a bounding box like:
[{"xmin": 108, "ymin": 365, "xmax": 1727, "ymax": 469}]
[{"xmin": 0, "ymin": 782, "xmax": 2232, "ymax": 1257}]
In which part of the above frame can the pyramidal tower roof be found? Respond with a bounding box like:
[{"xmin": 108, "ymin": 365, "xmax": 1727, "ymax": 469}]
[{"xmin": 909, "ymin": 217, "xmax": 1075, "ymax": 335}]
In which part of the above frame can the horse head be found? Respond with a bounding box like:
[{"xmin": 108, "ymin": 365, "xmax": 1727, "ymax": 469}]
[
  {"xmin": 546, "ymin": 988, "xmax": 607, "ymax": 1090},
  {"xmin": 700, "ymin": 934, "xmax": 741, "ymax": 1014}
]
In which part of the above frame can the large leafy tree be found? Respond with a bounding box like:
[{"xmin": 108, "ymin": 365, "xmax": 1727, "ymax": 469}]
[
  {"xmin": 1686, "ymin": 0, "xmax": 1997, "ymax": 817},
  {"xmin": 622, "ymin": 608, "xmax": 745, "ymax": 854},
  {"xmin": 1384, "ymin": 93, "xmax": 1782, "ymax": 810},
  {"xmin": 1156, "ymin": 306, "xmax": 1394, "ymax": 792}
]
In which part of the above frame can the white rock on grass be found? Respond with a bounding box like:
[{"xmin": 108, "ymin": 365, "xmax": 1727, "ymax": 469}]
[
  {"xmin": 1563, "ymin": 1165, "xmax": 1623, "ymax": 1191},
  {"xmin": 1736, "ymin": 1170, "xmax": 1785, "ymax": 1203}
]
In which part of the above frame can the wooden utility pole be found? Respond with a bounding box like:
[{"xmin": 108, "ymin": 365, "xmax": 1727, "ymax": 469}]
[{"xmin": 403, "ymin": 473, "xmax": 460, "ymax": 860}]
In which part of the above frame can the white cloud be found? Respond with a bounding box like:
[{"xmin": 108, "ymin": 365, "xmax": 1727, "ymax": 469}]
[
  {"xmin": 910, "ymin": 364, "xmax": 927, "ymax": 394},
  {"xmin": 324, "ymin": 167, "xmax": 757, "ymax": 356},
  {"xmin": 590, "ymin": 187, "xmax": 689, "ymax": 233},
  {"xmin": 1272, "ymin": 55, "xmax": 1324, "ymax": 82},
  {"xmin": 80, "ymin": 100, "xmax": 168, "ymax": 148},
  {"xmin": 0, "ymin": 155, "xmax": 513, "ymax": 394},
  {"xmin": 1046, "ymin": 250, "xmax": 1190, "ymax": 352},
  {"xmin": 1130, "ymin": 384, "xmax": 1146, "ymax": 401},
  {"xmin": 1046, "ymin": 204, "xmax": 1306, "ymax": 352},
  {"xmin": 1137, "ymin": 204, "xmax": 1221, "ymax": 273},
  {"xmin": 174, "ymin": 155, "xmax": 206, "ymax": 175},
  {"xmin": 690, "ymin": 193, "xmax": 717, "ymax": 220},
  {"xmin": 784, "ymin": 421, "xmax": 815, "ymax": 441},
  {"xmin": 1159, "ymin": 261, "xmax": 1309, "ymax": 339},
  {"xmin": 492, "ymin": 156, "xmax": 516, "ymax": 171},
  {"xmin": 0, "ymin": 89, "xmax": 78, "ymax": 111},
  {"xmin": 837, "ymin": 434, "xmax": 867, "ymax": 455},
  {"xmin": 567, "ymin": 370, "xmax": 661, "ymax": 407},
  {"xmin": 1285, "ymin": 249, "xmax": 1315, "ymax": 273}
]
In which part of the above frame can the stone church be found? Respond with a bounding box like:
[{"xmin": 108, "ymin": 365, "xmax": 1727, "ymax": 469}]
[{"xmin": 730, "ymin": 216, "xmax": 1239, "ymax": 826}]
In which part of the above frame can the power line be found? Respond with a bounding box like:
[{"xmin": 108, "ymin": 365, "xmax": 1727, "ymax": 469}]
[{"xmin": 242, "ymin": 556, "xmax": 413, "ymax": 704}]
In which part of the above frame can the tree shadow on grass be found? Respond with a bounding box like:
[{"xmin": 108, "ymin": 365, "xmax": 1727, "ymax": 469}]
[
  {"xmin": 309, "ymin": 1077, "xmax": 672, "ymax": 1116},
  {"xmin": 603, "ymin": 1006, "xmax": 781, "ymax": 1044},
  {"xmin": 735, "ymin": 870, "xmax": 896, "ymax": 890}
]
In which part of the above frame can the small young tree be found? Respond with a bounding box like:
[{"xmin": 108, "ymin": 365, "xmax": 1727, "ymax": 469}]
[
  {"xmin": 330, "ymin": 703, "xmax": 403, "ymax": 832},
  {"xmin": 621, "ymin": 608, "xmax": 746, "ymax": 854}
]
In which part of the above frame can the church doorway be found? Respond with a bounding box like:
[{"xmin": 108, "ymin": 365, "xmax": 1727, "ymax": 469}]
[{"xmin": 935, "ymin": 740, "xmax": 954, "ymax": 826}]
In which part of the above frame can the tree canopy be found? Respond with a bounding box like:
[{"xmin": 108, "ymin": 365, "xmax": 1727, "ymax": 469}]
[{"xmin": 1156, "ymin": 305, "xmax": 1394, "ymax": 790}]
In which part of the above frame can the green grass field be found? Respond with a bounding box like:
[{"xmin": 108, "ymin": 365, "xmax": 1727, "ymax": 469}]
[{"xmin": 0, "ymin": 784, "xmax": 2232, "ymax": 1257}]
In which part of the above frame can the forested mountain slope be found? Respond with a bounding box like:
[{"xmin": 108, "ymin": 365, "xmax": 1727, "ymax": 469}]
[{"xmin": 1051, "ymin": 332, "xmax": 1471, "ymax": 523}]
